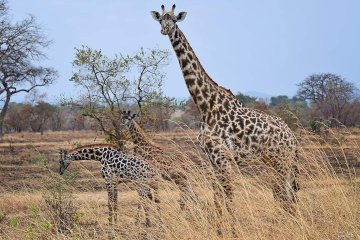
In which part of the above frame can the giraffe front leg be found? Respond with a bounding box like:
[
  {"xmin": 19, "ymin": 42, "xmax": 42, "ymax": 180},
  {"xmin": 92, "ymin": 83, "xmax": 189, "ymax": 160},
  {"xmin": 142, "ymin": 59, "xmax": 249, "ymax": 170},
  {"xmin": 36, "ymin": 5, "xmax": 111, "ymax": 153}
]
[
  {"xmin": 211, "ymin": 161, "xmax": 237, "ymax": 237},
  {"xmin": 201, "ymin": 136, "xmax": 236, "ymax": 236},
  {"xmin": 201, "ymin": 137, "xmax": 234, "ymax": 210},
  {"xmin": 212, "ymin": 168, "xmax": 234, "ymax": 214},
  {"xmin": 105, "ymin": 182, "xmax": 116, "ymax": 224},
  {"xmin": 271, "ymin": 158, "xmax": 299, "ymax": 215}
]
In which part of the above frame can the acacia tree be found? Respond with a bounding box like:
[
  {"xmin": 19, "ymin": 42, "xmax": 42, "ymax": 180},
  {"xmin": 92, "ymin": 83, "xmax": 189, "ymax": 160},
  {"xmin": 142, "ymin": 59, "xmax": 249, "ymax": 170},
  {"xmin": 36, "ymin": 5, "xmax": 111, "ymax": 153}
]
[
  {"xmin": 71, "ymin": 46, "xmax": 170, "ymax": 148},
  {"xmin": 0, "ymin": 0, "xmax": 57, "ymax": 137},
  {"xmin": 297, "ymin": 73, "xmax": 357, "ymax": 126}
]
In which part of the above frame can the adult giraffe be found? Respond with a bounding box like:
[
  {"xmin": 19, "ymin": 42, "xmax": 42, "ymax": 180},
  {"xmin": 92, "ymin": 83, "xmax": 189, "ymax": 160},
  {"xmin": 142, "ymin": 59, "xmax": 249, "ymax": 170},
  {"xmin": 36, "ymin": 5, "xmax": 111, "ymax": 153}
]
[{"xmin": 150, "ymin": 4, "xmax": 300, "ymax": 211}]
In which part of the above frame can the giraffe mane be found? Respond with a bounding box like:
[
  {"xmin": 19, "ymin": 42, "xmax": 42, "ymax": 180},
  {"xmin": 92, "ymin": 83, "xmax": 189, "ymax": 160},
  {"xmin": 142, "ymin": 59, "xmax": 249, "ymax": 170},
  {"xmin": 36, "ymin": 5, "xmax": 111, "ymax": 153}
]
[{"xmin": 68, "ymin": 143, "xmax": 118, "ymax": 153}]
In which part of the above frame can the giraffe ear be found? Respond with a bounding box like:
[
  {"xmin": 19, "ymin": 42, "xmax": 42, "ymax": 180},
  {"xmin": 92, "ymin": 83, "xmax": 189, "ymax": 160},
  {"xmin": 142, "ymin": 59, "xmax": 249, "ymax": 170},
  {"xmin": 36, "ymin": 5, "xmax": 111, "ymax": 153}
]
[
  {"xmin": 150, "ymin": 11, "xmax": 161, "ymax": 21},
  {"xmin": 176, "ymin": 12, "xmax": 187, "ymax": 22},
  {"xmin": 131, "ymin": 113, "xmax": 138, "ymax": 119}
]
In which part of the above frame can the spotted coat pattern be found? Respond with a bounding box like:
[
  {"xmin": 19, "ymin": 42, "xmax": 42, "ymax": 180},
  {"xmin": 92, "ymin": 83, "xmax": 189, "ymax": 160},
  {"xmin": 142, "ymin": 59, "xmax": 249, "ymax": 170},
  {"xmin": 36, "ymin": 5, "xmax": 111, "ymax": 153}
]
[
  {"xmin": 58, "ymin": 144, "xmax": 159, "ymax": 225},
  {"xmin": 121, "ymin": 111, "xmax": 198, "ymax": 208},
  {"xmin": 151, "ymin": 5, "xmax": 300, "ymax": 211}
]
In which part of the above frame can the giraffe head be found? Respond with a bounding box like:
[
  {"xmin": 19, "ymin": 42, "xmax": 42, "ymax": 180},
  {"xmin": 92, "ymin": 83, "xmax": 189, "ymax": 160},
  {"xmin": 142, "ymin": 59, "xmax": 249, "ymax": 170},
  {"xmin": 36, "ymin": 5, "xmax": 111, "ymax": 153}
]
[
  {"xmin": 59, "ymin": 149, "xmax": 71, "ymax": 175},
  {"xmin": 151, "ymin": 4, "xmax": 187, "ymax": 35},
  {"xmin": 121, "ymin": 110, "xmax": 139, "ymax": 127}
]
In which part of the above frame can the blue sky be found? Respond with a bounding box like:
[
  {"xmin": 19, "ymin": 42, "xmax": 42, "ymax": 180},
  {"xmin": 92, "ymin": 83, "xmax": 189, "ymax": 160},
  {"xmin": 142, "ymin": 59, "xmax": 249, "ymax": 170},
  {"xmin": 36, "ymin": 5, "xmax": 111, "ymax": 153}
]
[{"xmin": 8, "ymin": 0, "xmax": 360, "ymax": 102}]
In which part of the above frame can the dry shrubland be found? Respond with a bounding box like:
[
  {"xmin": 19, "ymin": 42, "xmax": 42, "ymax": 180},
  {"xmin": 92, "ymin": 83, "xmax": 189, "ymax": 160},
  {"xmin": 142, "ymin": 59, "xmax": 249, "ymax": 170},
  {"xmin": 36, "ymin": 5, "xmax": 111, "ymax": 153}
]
[{"xmin": 0, "ymin": 128, "xmax": 359, "ymax": 239}]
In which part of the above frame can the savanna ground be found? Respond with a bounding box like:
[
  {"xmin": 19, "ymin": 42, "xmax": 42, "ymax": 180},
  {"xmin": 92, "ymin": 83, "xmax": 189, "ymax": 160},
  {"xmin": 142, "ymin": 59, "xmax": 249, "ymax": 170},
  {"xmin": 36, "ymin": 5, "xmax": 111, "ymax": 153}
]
[{"xmin": 0, "ymin": 127, "xmax": 359, "ymax": 239}]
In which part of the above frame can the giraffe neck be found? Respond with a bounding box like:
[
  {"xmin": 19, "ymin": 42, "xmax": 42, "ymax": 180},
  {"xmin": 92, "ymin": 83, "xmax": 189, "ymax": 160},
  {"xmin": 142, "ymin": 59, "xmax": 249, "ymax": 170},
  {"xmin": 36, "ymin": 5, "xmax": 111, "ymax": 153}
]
[
  {"xmin": 168, "ymin": 25, "xmax": 244, "ymax": 116},
  {"xmin": 127, "ymin": 121, "xmax": 159, "ymax": 151},
  {"xmin": 68, "ymin": 146, "xmax": 117, "ymax": 163}
]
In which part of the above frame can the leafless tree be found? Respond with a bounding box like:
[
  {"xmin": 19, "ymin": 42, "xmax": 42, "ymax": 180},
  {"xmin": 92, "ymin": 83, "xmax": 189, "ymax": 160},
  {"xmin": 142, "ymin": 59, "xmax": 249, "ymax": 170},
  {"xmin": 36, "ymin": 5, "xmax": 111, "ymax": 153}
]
[
  {"xmin": 297, "ymin": 73, "xmax": 357, "ymax": 126},
  {"xmin": 0, "ymin": 0, "xmax": 6, "ymax": 13},
  {"xmin": 0, "ymin": 0, "xmax": 57, "ymax": 137}
]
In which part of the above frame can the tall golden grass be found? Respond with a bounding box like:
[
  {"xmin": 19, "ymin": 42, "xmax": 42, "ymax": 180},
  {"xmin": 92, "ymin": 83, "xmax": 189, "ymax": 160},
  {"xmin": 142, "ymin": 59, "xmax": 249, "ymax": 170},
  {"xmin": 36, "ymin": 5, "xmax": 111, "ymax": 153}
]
[{"xmin": 0, "ymin": 128, "xmax": 359, "ymax": 239}]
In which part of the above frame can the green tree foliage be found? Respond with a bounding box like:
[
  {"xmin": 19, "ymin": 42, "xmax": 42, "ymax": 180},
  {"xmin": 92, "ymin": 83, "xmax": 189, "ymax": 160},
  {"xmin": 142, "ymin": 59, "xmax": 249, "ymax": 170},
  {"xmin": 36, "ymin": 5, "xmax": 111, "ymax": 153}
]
[
  {"xmin": 269, "ymin": 95, "xmax": 309, "ymax": 129},
  {"xmin": 234, "ymin": 92, "xmax": 257, "ymax": 106},
  {"xmin": 309, "ymin": 118, "xmax": 331, "ymax": 134},
  {"xmin": 141, "ymin": 95, "xmax": 178, "ymax": 131},
  {"xmin": 70, "ymin": 46, "xmax": 171, "ymax": 148},
  {"xmin": 270, "ymin": 95, "xmax": 290, "ymax": 107}
]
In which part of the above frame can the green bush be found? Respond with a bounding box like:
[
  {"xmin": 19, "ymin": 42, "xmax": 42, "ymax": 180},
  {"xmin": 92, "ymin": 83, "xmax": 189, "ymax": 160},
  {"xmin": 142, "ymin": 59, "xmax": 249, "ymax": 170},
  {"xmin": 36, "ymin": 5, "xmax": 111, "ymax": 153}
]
[{"xmin": 309, "ymin": 118, "xmax": 331, "ymax": 134}]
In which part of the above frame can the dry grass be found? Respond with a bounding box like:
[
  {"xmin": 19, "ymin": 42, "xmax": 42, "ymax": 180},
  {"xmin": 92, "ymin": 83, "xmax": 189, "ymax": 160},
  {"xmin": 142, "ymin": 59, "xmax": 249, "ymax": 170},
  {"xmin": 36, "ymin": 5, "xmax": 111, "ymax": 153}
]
[{"xmin": 0, "ymin": 129, "xmax": 359, "ymax": 239}]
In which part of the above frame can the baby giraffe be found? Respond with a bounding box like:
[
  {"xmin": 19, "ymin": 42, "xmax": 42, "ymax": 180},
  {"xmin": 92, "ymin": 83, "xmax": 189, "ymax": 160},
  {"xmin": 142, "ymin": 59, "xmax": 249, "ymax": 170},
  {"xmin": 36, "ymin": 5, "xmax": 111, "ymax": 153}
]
[
  {"xmin": 58, "ymin": 144, "xmax": 160, "ymax": 226},
  {"xmin": 121, "ymin": 110, "xmax": 198, "ymax": 209}
]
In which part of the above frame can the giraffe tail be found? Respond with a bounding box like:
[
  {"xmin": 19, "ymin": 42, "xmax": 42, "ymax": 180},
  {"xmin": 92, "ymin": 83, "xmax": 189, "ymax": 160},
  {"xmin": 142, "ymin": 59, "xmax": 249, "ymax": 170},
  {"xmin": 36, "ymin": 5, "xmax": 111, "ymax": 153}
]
[
  {"xmin": 292, "ymin": 179, "xmax": 300, "ymax": 192},
  {"xmin": 292, "ymin": 150, "xmax": 300, "ymax": 192}
]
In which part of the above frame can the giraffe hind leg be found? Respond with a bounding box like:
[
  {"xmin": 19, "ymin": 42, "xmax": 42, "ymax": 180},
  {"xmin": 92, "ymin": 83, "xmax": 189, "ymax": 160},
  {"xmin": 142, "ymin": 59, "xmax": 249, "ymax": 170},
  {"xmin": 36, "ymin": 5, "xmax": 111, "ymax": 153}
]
[
  {"xmin": 208, "ymin": 150, "xmax": 235, "ymax": 235},
  {"xmin": 113, "ymin": 186, "xmax": 118, "ymax": 224},
  {"xmin": 272, "ymin": 164, "xmax": 299, "ymax": 214},
  {"xmin": 200, "ymin": 134, "xmax": 237, "ymax": 236}
]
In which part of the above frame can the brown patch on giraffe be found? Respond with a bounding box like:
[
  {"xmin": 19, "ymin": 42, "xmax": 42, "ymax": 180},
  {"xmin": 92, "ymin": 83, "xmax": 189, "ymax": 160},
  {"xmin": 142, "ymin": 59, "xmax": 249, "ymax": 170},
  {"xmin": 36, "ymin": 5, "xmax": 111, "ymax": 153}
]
[
  {"xmin": 200, "ymin": 102, "xmax": 208, "ymax": 113},
  {"xmin": 181, "ymin": 58, "xmax": 189, "ymax": 68},
  {"xmin": 188, "ymin": 53, "xmax": 194, "ymax": 61},
  {"xmin": 175, "ymin": 47, "xmax": 185, "ymax": 57}
]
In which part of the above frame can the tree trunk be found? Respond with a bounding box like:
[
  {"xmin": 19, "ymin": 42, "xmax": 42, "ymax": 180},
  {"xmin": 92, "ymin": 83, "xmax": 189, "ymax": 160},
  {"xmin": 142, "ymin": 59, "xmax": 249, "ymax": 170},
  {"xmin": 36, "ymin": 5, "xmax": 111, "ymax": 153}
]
[
  {"xmin": 113, "ymin": 125, "xmax": 125, "ymax": 152},
  {"xmin": 0, "ymin": 91, "xmax": 11, "ymax": 138}
]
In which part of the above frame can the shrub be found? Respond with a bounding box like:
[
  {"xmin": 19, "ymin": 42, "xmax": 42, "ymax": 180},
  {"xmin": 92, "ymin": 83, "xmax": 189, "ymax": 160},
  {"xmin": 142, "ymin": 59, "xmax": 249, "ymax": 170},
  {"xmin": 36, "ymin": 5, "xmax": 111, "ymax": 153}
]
[
  {"xmin": 309, "ymin": 118, "xmax": 331, "ymax": 134},
  {"xmin": 43, "ymin": 180, "xmax": 78, "ymax": 234}
]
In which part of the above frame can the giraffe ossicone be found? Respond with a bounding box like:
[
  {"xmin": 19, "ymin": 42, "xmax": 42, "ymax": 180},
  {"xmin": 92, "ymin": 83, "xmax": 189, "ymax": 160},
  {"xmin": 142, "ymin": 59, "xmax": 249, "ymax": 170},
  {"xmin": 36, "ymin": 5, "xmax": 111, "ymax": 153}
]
[{"xmin": 151, "ymin": 4, "xmax": 300, "ymax": 213}]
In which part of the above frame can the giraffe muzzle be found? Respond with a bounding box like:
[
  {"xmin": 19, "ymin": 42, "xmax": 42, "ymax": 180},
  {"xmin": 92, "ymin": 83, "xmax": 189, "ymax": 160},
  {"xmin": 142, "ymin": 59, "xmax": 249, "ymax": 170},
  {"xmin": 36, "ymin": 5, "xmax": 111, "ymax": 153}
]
[{"xmin": 161, "ymin": 27, "xmax": 169, "ymax": 35}]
